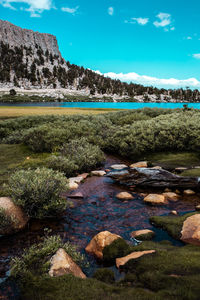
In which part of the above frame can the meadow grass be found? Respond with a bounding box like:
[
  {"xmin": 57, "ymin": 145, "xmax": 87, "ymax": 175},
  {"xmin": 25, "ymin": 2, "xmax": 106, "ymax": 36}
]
[{"xmin": 0, "ymin": 106, "xmax": 120, "ymax": 119}]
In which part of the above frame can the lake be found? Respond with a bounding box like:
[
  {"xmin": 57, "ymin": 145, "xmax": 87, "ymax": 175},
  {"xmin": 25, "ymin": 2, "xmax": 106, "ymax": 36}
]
[{"xmin": 1, "ymin": 102, "xmax": 200, "ymax": 109}]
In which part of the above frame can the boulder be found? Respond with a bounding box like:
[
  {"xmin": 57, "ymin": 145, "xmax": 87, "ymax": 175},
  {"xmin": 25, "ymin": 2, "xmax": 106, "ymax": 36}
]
[
  {"xmin": 49, "ymin": 248, "xmax": 86, "ymax": 278},
  {"xmin": 184, "ymin": 189, "xmax": 195, "ymax": 195},
  {"xmin": 108, "ymin": 167, "xmax": 199, "ymax": 190},
  {"xmin": 68, "ymin": 181, "xmax": 79, "ymax": 190},
  {"xmin": 181, "ymin": 214, "xmax": 200, "ymax": 245},
  {"xmin": 68, "ymin": 192, "xmax": 84, "ymax": 199},
  {"xmin": 116, "ymin": 250, "xmax": 155, "ymax": 268},
  {"xmin": 69, "ymin": 177, "xmax": 84, "ymax": 184},
  {"xmin": 144, "ymin": 194, "xmax": 167, "ymax": 205},
  {"xmin": 130, "ymin": 161, "xmax": 148, "ymax": 168},
  {"xmin": 170, "ymin": 210, "xmax": 178, "ymax": 215},
  {"xmin": 85, "ymin": 231, "xmax": 121, "ymax": 260},
  {"xmin": 131, "ymin": 229, "xmax": 155, "ymax": 239},
  {"xmin": 110, "ymin": 164, "xmax": 128, "ymax": 170},
  {"xmin": 116, "ymin": 192, "xmax": 134, "ymax": 200},
  {"xmin": 195, "ymin": 205, "xmax": 200, "ymax": 211},
  {"xmin": 163, "ymin": 192, "xmax": 179, "ymax": 202},
  {"xmin": 91, "ymin": 170, "xmax": 106, "ymax": 176},
  {"xmin": 78, "ymin": 173, "xmax": 89, "ymax": 180},
  {"xmin": 152, "ymin": 166, "xmax": 162, "ymax": 170},
  {"xmin": 0, "ymin": 197, "xmax": 29, "ymax": 235}
]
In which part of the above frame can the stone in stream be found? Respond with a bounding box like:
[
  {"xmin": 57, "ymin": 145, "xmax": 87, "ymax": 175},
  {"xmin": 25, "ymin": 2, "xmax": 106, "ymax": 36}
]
[
  {"xmin": 144, "ymin": 194, "xmax": 167, "ymax": 205},
  {"xmin": 116, "ymin": 192, "xmax": 134, "ymax": 200},
  {"xmin": 195, "ymin": 205, "xmax": 200, "ymax": 211},
  {"xmin": 116, "ymin": 250, "xmax": 155, "ymax": 268},
  {"xmin": 0, "ymin": 197, "xmax": 29, "ymax": 235},
  {"xmin": 78, "ymin": 173, "xmax": 89, "ymax": 180},
  {"xmin": 91, "ymin": 170, "xmax": 106, "ymax": 176},
  {"xmin": 180, "ymin": 214, "xmax": 200, "ymax": 245},
  {"xmin": 68, "ymin": 192, "xmax": 84, "ymax": 199},
  {"xmin": 130, "ymin": 161, "xmax": 148, "ymax": 168},
  {"xmin": 162, "ymin": 192, "xmax": 179, "ymax": 202},
  {"xmin": 170, "ymin": 210, "xmax": 178, "ymax": 215},
  {"xmin": 85, "ymin": 231, "xmax": 121, "ymax": 260},
  {"xmin": 183, "ymin": 189, "xmax": 196, "ymax": 195},
  {"xmin": 110, "ymin": 164, "xmax": 128, "ymax": 170},
  {"xmin": 49, "ymin": 248, "xmax": 86, "ymax": 278},
  {"xmin": 107, "ymin": 167, "xmax": 200, "ymax": 190},
  {"xmin": 130, "ymin": 229, "xmax": 155, "ymax": 240}
]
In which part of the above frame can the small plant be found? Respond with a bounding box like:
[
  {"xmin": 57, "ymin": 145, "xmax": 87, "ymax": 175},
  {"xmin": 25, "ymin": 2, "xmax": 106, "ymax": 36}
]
[
  {"xmin": 10, "ymin": 235, "xmax": 88, "ymax": 279},
  {"xmin": 93, "ymin": 268, "xmax": 115, "ymax": 284},
  {"xmin": 46, "ymin": 155, "xmax": 78, "ymax": 177},
  {"xmin": 6, "ymin": 167, "xmax": 68, "ymax": 218}
]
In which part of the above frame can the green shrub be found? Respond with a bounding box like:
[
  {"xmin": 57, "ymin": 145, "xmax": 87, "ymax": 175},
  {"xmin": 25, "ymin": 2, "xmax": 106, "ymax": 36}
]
[
  {"xmin": 6, "ymin": 167, "xmax": 68, "ymax": 218},
  {"xmin": 60, "ymin": 138, "xmax": 105, "ymax": 172},
  {"xmin": 93, "ymin": 268, "xmax": 115, "ymax": 284},
  {"xmin": 0, "ymin": 208, "xmax": 14, "ymax": 233},
  {"xmin": 11, "ymin": 235, "xmax": 88, "ymax": 279},
  {"xmin": 46, "ymin": 155, "xmax": 78, "ymax": 177}
]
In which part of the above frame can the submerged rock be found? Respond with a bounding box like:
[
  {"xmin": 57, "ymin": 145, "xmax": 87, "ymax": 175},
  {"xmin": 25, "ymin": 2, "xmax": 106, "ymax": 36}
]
[
  {"xmin": 144, "ymin": 194, "xmax": 167, "ymax": 205},
  {"xmin": 130, "ymin": 161, "xmax": 148, "ymax": 168},
  {"xmin": 108, "ymin": 167, "xmax": 199, "ymax": 190},
  {"xmin": 0, "ymin": 197, "xmax": 29, "ymax": 235},
  {"xmin": 116, "ymin": 192, "xmax": 134, "ymax": 200},
  {"xmin": 85, "ymin": 231, "xmax": 121, "ymax": 260},
  {"xmin": 181, "ymin": 214, "xmax": 200, "ymax": 245},
  {"xmin": 68, "ymin": 192, "xmax": 84, "ymax": 199},
  {"xmin": 49, "ymin": 248, "xmax": 86, "ymax": 278},
  {"xmin": 116, "ymin": 250, "xmax": 155, "ymax": 268}
]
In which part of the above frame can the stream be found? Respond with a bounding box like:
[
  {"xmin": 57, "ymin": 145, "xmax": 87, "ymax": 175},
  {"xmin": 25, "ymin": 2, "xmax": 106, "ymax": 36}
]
[{"xmin": 0, "ymin": 154, "xmax": 198, "ymax": 299}]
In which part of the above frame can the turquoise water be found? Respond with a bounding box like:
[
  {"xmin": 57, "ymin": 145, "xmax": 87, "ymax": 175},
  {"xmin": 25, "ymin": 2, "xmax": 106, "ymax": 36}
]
[{"xmin": 1, "ymin": 102, "xmax": 200, "ymax": 109}]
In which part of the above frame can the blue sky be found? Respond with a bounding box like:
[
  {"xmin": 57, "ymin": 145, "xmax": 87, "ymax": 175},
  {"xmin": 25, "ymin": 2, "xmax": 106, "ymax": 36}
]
[{"xmin": 1, "ymin": 0, "xmax": 200, "ymax": 88}]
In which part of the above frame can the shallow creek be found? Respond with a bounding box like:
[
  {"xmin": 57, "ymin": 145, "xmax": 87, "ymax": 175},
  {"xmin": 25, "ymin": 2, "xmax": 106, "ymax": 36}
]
[{"xmin": 0, "ymin": 154, "xmax": 199, "ymax": 299}]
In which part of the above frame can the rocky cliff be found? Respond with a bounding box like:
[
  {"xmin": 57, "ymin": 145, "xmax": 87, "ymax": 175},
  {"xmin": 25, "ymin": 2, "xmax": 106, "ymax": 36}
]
[{"xmin": 0, "ymin": 20, "xmax": 61, "ymax": 57}]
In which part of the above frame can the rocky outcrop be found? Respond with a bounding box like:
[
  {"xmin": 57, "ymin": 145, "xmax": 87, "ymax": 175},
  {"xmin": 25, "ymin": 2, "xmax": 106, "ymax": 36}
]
[
  {"xmin": 0, "ymin": 20, "xmax": 61, "ymax": 57},
  {"xmin": 108, "ymin": 167, "xmax": 200, "ymax": 190},
  {"xmin": 116, "ymin": 250, "xmax": 155, "ymax": 268},
  {"xmin": 0, "ymin": 197, "xmax": 29, "ymax": 235},
  {"xmin": 49, "ymin": 248, "xmax": 86, "ymax": 278},
  {"xmin": 85, "ymin": 231, "xmax": 121, "ymax": 260},
  {"xmin": 181, "ymin": 214, "xmax": 200, "ymax": 245}
]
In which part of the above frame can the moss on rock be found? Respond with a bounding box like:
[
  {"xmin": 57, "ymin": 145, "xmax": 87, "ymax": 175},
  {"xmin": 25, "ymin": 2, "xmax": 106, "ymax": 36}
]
[{"xmin": 103, "ymin": 238, "xmax": 132, "ymax": 264}]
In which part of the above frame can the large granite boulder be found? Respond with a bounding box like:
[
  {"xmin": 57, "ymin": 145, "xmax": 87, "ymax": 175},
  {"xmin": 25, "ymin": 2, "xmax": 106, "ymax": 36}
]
[
  {"xmin": 49, "ymin": 248, "xmax": 86, "ymax": 278},
  {"xmin": 181, "ymin": 214, "xmax": 200, "ymax": 245},
  {"xmin": 108, "ymin": 167, "xmax": 199, "ymax": 190},
  {"xmin": 85, "ymin": 231, "xmax": 121, "ymax": 260},
  {"xmin": 0, "ymin": 197, "xmax": 29, "ymax": 235},
  {"xmin": 116, "ymin": 250, "xmax": 155, "ymax": 268}
]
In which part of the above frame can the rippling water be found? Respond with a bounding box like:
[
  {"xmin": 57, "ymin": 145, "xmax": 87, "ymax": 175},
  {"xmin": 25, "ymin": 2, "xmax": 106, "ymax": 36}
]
[{"xmin": 0, "ymin": 155, "xmax": 198, "ymax": 299}]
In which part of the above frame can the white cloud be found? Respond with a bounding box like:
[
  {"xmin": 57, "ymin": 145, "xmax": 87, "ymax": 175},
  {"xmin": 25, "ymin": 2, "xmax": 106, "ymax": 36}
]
[
  {"xmin": 187, "ymin": 36, "xmax": 192, "ymax": 40},
  {"xmin": 153, "ymin": 12, "xmax": 175, "ymax": 31},
  {"xmin": 193, "ymin": 53, "xmax": 200, "ymax": 59},
  {"xmin": 95, "ymin": 70, "xmax": 200, "ymax": 88},
  {"xmin": 126, "ymin": 17, "xmax": 149, "ymax": 25},
  {"xmin": 0, "ymin": 0, "xmax": 54, "ymax": 16},
  {"xmin": 61, "ymin": 6, "xmax": 79, "ymax": 14},
  {"xmin": 108, "ymin": 7, "xmax": 114, "ymax": 16}
]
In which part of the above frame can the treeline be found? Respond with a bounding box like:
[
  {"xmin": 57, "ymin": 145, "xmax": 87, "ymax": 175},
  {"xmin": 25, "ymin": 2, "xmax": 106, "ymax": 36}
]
[{"xmin": 1, "ymin": 41, "xmax": 200, "ymax": 101}]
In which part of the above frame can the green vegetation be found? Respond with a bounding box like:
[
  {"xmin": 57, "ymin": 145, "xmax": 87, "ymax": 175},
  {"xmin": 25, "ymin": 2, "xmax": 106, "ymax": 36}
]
[
  {"xmin": 6, "ymin": 168, "xmax": 68, "ymax": 218},
  {"xmin": 0, "ymin": 207, "xmax": 15, "ymax": 233},
  {"xmin": 11, "ymin": 235, "xmax": 88, "ymax": 279},
  {"xmin": 181, "ymin": 168, "xmax": 200, "ymax": 177},
  {"xmin": 135, "ymin": 232, "xmax": 155, "ymax": 241},
  {"xmin": 93, "ymin": 268, "xmax": 115, "ymax": 284},
  {"xmin": 150, "ymin": 212, "xmax": 199, "ymax": 240},
  {"xmin": 146, "ymin": 152, "xmax": 200, "ymax": 170},
  {"xmin": 103, "ymin": 238, "xmax": 132, "ymax": 263}
]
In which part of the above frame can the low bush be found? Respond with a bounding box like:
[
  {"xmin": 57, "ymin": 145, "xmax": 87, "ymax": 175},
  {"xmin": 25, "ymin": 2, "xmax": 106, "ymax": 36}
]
[
  {"xmin": 6, "ymin": 168, "xmax": 68, "ymax": 218},
  {"xmin": 60, "ymin": 138, "xmax": 105, "ymax": 173},
  {"xmin": 11, "ymin": 235, "xmax": 88, "ymax": 279},
  {"xmin": 46, "ymin": 155, "xmax": 79, "ymax": 177},
  {"xmin": 93, "ymin": 268, "xmax": 115, "ymax": 284}
]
